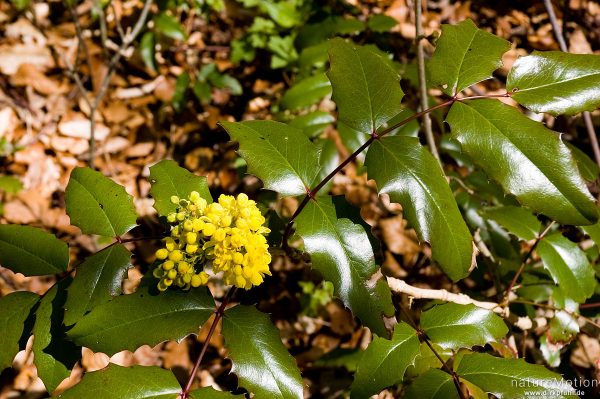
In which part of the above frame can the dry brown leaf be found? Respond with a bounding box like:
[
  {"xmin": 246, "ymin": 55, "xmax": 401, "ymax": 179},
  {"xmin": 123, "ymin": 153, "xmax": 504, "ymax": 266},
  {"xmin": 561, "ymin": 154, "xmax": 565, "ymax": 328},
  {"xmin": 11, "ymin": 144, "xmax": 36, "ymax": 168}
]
[{"xmin": 11, "ymin": 63, "xmax": 64, "ymax": 95}]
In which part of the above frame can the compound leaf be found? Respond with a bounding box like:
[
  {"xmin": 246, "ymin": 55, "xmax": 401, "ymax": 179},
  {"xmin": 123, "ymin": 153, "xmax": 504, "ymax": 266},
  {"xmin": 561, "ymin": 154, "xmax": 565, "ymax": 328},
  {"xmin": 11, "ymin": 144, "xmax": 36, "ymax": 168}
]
[
  {"xmin": 365, "ymin": 136, "xmax": 474, "ymax": 281},
  {"xmin": 67, "ymin": 286, "xmax": 214, "ymax": 356},
  {"xmin": 0, "ymin": 225, "xmax": 69, "ymax": 276},
  {"xmin": 536, "ymin": 232, "xmax": 595, "ymax": 303},
  {"xmin": 457, "ymin": 353, "xmax": 578, "ymax": 398},
  {"xmin": 447, "ymin": 99, "xmax": 598, "ymax": 225},
  {"xmin": 420, "ymin": 303, "xmax": 508, "ymax": 350},
  {"xmin": 222, "ymin": 305, "xmax": 303, "ymax": 399},
  {"xmin": 350, "ymin": 323, "xmax": 420, "ymax": 399},
  {"xmin": 428, "ymin": 19, "xmax": 510, "ymax": 96},
  {"xmin": 65, "ymin": 167, "xmax": 138, "ymax": 237},
  {"xmin": 220, "ymin": 120, "xmax": 320, "ymax": 197},
  {"xmin": 327, "ymin": 38, "xmax": 403, "ymax": 135},
  {"xmin": 507, "ymin": 51, "xmax": 600, "ymax": 116},
  {"xmin": 56, "ymin": 364, "xmax": 181, "ymax": 399},
  {"xmin": 295, "ymin": 196, "xmax": 394, "ymax": 336},
  {"xmin": 0, "ymin": 291, "xmax": 39, "ymax": 371},
  {"xmin": 149, "ymin": 160, "xmax": 212, "ymax": 216},
  {"xmin": 64, "ymin": 244, "xmax": 132, "ymax": 326}
]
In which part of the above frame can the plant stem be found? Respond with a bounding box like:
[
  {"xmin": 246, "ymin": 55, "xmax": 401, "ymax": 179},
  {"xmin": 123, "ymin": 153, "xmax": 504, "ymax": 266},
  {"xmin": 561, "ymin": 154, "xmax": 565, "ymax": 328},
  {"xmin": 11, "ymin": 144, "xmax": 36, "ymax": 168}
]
[
  {"xmin": 414, "ymin": 0, "xmax": 440, "ymax": 162},
  {"xmin": 503, "ymin": 221, "xmax": 555, "ymax": 302},
  {"xmin": 580, "ymin": 302, "xmax": 600, "ymax": 309},
  {"xmin": 180, "ymin": 288, "xmax": 236, "ymax": 399},
  {"xmin": 544, "ymin": 0, "xmax": 600, "ymax": 167},
  {"xmin": 512, "ymin": 299, "xmax": 600, "ymax": 329}
]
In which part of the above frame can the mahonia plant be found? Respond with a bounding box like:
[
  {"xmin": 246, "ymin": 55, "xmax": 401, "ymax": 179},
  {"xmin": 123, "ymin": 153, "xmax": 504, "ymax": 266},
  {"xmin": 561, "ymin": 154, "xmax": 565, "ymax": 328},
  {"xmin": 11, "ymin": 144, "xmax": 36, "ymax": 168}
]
[{"xmin": 2, "ymin": 16, "xmax": 600, "ymax": 399}]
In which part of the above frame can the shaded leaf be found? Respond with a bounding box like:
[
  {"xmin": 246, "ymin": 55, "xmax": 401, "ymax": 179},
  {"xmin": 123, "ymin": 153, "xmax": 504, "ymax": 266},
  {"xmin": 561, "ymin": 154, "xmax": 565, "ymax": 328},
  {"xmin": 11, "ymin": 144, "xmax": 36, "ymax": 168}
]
[
  {"xmin": 350, "ymin": 323, "xmax": 420, "ymax": 399},
  {"xmin": 56, "ymin": 364, "xmax": 181, "ymax": 399},
  {"xmin": 220, "ymin": 120, "xmax": 320, "ymax": 197},
  {"xmin": 222, "ymin": 305, "xmax": 303, "ymax": 399},
  {"xmin": 33, "ymin": 279, "xmax": 81, "ymax": 394},
  {"xmin": 295, "ymin": 196, "xmax": 394, "ymax": 336},
  {"xmin": 365, "ymin": 136, "xmax": 474, "ymax": 281},
  {"xmin": 288, "ymin": 111, "xmax": 334, "ymax": 138},
  {"xmin": 537, "ymin": 232, "xmax": 595, "ymax": 303},
  {"xmin": 280, "ymin": 73, "xmax": 331, "ymax": 110},
  {"xmin": 447, "ymin": 99, "xmax": 598, "ymax": 225},
  {"xmin": 582, "ymin": 222, "xmax": 600, "ymax": 247},
  {"xmin": 567, "ymin": 143, "xmax": 600, "ymax": 182},
  {"xmin": 480, "ymin": 206, "xmax": 541, "ymax": 241},
  {"xmin": 310, "ymin": 139, "xmax": 339, "ymax": 195},
  {"xmin": 172, "ymin": 72, "xmax": 190, "ymax": 113},
  {"xmin": 65, "ymin": 167, "xmax": 138, "ymax": 237},
  {"xmin": 0, "ymin": 291, "xmax": 39, "ymax": 371},
  {"xmin": 420, "ymin": 303, "xmax": 508, "ymax": 350},
  {"xmin": 154, "ymin": 13, "xmax": 186, "ymax": 41},
  {"xmin": 140, "ymin": 31, "xmax": 156, "ymax": 71},
  {"xmin": 149, "ymin": 160, "xmax": 212, "ymax": 216},
  {"xmin": 67, "ymin": 286, "xmax": 214, "ymax": 356},
  {"xmin": 327, "ymin": 38, "xmax": 403, "ymax": 135},
  {"xmin": 190, "ymin": 387, "xmax": 242, "ymax": 398},
  {"xmin": 428, "ymin": 19, "xmax": 510, "ymax": 96},
  {"xmin": 367, "ymin": 15, "xmax": 397, "ymax": 32},
  {"xmin": 64, "ymin": 245, "xmax": 132, "ymax": 326},
  {"xmin": 456, "ymin": 353, "xmax": 578, "ymax": 398},
  {"xmin": 405, "ymin": 369, "xmax": 460, "ymax": 399},
  {"xmin": 0, "ymin": 225, "xmax": 69, "ymax": 276},
  {"xmin": 507, "ymin": 51, "xmax": 600, "ymax": 115}
]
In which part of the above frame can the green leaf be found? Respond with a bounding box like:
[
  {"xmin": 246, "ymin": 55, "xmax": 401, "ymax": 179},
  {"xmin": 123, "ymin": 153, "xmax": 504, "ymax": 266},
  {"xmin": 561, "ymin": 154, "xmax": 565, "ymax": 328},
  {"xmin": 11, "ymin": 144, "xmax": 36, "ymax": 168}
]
[
  {"xmin": 327, "ymin": 38, "xmax": 403, "ymax": 135},
  {"xmin": 67, "ymin": 286, "xmax": 214, "ymax": 356},
  {"xmin": 428, "ymin": 19, "xmax": 510, "ymax": 96},
  {"xmin": 0, "ymin": 291, "xmax": 39, "ymax": 371},
  {"xmin": 288, "ymin": 111, "xmax": 334, "ymax": 139},
  {"xmin": 280, "ymin": 73, "xmax": 331, "ymax": 110},
  {"xmin": 33, "ymin": 279, "xmax": 81, "ymax": 394},
  {"xmin": 0, "ymin": 225, "xmax": 69, "ymax": 276},
  {"xmin": 456, "ymin": 353, "xmax": 578, "ymax": 398},
  {"xmin": 64, "ymin": 245, "xmax": 132, "ymax": 326},
  {"xmin": 507, "ymin": 51, "xmax": 600, "ymax": 116},
  {"xmin": 350, "ymin": 323, "xmax": 420, "ymax": 399},
  {"xmin": 310, "ymin": 139, "xmax": 339, "ymax": 195},
  {"xmin": 367, "ymin": 15, "xmax": 397, "ymax": 32},
  {"xmin": 537, "ymin": 232, "xmax": 595, "ymax": 303},
  {"xmin": 222, "ymin": 305, "xmax": 303, "ymax": 399},
  {"xmin": 0, "ymin": 175, "xmax": 23, "ymax": 193},
  {"xmin": 295, "ymin": 196, "xmax": 394, "ymax": 336},
  {"xmin": 567, "ymin": 143, "xmax": 600, "ymax": 182},
  {"xmin": 154, "ymin": 13, "xmax": 186, "ymax": 41},
  {"xmin": 447, "ymin": 99, "xmax": 599, "ymax": 225},
  {"xmin": 190, "ymin": 387, "xmax": 242, "ymax": 398},
  {"xmin": 149, "ymin": 160, "xmax": 212, "ymax": 216},
  {"xmin": 405, "ymin": 369, "xmax": 460, "ymax": 399},
  {"xmin": 480, "ymin": 206, "xmax": 541, "ymax": 241},
  {"xmin": 173, "ymin": 72, "xmax": 190, "ymax": 113},
  {"xmin": 548, "ymin": 289, "xmax": 579, "ymax": 343},
  {"xmin": 140, "ymin": 31, "xmax": 156, "ymax": 71},
  {"xmin": 220, "ymin": 120, "xmax": 320, "ymax": 197},
  {"xmin": 365, "ymin": 136, "xmax": 474, "ymax": 281},
  {"xmin": 56, "ymin": 364, "xmax": 181, "ymax": 399},
  {"xmin": 582, "ymin": 222, "xmax": 600, "ymax": 247},
  {"xmin": 9, "ymin": 0, "xmax": 30, "ymax": 10},
  {"xmin": 65, "ymin": 167, "xmax": 138, "ymax": 237},
  {"xmin": 420, "ymin": 303, "xmax": 508, "ymax": 350}
]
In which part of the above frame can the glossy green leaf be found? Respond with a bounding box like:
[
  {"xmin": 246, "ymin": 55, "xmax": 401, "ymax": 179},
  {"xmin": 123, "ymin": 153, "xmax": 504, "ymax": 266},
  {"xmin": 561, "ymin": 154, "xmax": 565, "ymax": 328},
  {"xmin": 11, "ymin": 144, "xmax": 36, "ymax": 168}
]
[
  {"xmin": 295, "ymin": 196, "xmax": 394, "ymax": 336},
  {"xmin": 428, "ymin": 19, "xmax": 510, "ymax": 96},
  {"xmin": 220, "ymin": 120, "xmax": 320, "ymax": 197},
  {"xmin": 140, "ymin": 31, "xmax": 156, "ymax": 71},
  {"xmin": 64, "ymin": 245, "xmax": 132, "ymax": 326},
  {"xmin": 567, "ymin": 143, "xmax": 600, "ymax": 182},
  {"xmin": 447, "ymin": 99, "xmax": 598, "ymax": 225},
  {"xmin": 457, "ymin": 353, "xmax": 578, "ymax": 398},
  {"xmin": 149, "ymin": 160, "xmax": 212, "ymax": 216},
  {"xmin": 288, "ymin": 111, "xmax": 334, "ymax": 139},
  {"xmin": 548, "ymin": 289, "xmax": 579, "ymax": 343},
  {"xmin": 154, "ymin": 13, "xmax": 186, "ymax": 41},
  {"xmin": 420, "ymin": 303, "xmax": 508, "ymax": 350},
  {"xmin": 189, "ymin": 387, "xmax": 242, "ymax": 398},
  {"xmin": 405, "ymin": 342, "xmax": 452, "ymax": 378},
  {"xmin": 365, "ymin": 136, "xmax": 474, "ymax": 281},
  {"xmin": 0, "ymin": 225, "xmax": 69, "ymax": 276},
  {"xmin": 480, "ymin": 206, "xmax": 541, "ymax": 241},
  {"xmin": 280, "ymin": 73, "xmax": 331, "ymax": 110},
  {"xmin": 310, "ymin": 139, "xmax": 339, "ymax": 195},
  {"xmin": 350, "ymin": 323, "xmax": 420, "ymax": 399},
  {"xmin": 33, "ymin": 279, "xmax": 80, "ymax": 394},
  {"xmin": 56, "ymin": 364, "xmax": 181, "ymax": 399},
  {"xmin": 222, "ymin": 305, "xmax": 303, "ymax": 399},
  {"xmin": 65, "ymin": 167, "xmax": 138, "ymax": 237},
  {"xmin": 405, "ymin": 369, "xmax": 460, "ymax": 399},
  {"xmin": 327, "ymin": 38, "xmax": 403, "ymax": 135},
  {"xmin": 67, "ymin": 286, "xmax": 214, "ymax": 356},
  {"xmin": 582, "ymin": 222, "xmax": 600, "ymax": 247},
  {"xmin": 0, "ymin": 291, "xmax": 39, "ymax": 371},
  {"xmin": 507, "ymin": 51, "xmax": 600, "ymax": 115},
  {"xmin": 537, "ymin": 232, "xmax": 595, "ymax": 303}
]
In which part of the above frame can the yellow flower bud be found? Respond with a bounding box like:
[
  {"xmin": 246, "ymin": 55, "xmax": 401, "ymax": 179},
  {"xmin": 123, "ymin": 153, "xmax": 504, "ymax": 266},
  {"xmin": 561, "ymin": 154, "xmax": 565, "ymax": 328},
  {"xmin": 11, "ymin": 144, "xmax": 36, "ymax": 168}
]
[
  {"xmin": 186, "ymin": 232, "xmax": 197, "ymax": 244},
  {"xmin": 190, "ymin": 191, "xmax": 200, "ymax": 202},
  {"xmin": 177, "ymin": 261, "xmax": 190, "ymax": 274},
  {"xmin": 203, "ymin": 223, "xmax": 216, "ymax": 237},
  {"xmin": 170, "ymin": 196, "xmax": 180, "ymax": 204},
  {"xmin": 186, "ymin": 244, "xmax": 198, "ymax": 254},
  {"xmin": 169, "ymin": 250, "xmax": 183, "ymax": 262},
  {"xmin": 155, "ymin": 248, "xmax": 169, "ymax": 260},
  {"xmin": 162, "ymin": 260, "xmax": 175, "ymax": 271},
  {"xmin": 167, "ymin": 269, "xmax": 177, "ymax": 280},
  {"xmin": 167, "ymin": 213, "xmax": 177, "ymax": 223},
  {"xmin": 183, "ymin": 219, "xmax": 194, "ymax": 231},
  {"xmin": 191, "ymin": 274, "xmax": 203, "ymax": 287}
]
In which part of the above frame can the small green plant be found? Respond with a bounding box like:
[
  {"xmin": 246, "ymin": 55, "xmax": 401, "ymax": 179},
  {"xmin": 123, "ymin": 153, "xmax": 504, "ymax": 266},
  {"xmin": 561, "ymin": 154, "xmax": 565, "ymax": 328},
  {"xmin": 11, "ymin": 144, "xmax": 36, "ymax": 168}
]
[{"xmin": 2, "ymin": 17, "xmax": 600, "ymax": 399}]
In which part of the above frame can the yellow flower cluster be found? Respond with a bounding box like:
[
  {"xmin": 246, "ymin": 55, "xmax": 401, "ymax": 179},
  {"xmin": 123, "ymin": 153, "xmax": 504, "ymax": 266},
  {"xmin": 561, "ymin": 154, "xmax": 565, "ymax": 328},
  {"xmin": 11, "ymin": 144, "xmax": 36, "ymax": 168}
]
[{"xmin": 153, "ymin": 191, "xmax": 272, "ymax": 291}]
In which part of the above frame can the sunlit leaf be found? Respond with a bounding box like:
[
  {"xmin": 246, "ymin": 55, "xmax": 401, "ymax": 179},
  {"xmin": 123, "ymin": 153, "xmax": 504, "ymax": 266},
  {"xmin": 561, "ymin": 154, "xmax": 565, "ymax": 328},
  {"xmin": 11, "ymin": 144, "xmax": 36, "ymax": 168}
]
[{"xmin": 0, "ymin": 291, "xmax": 39, "ymax": 371}]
